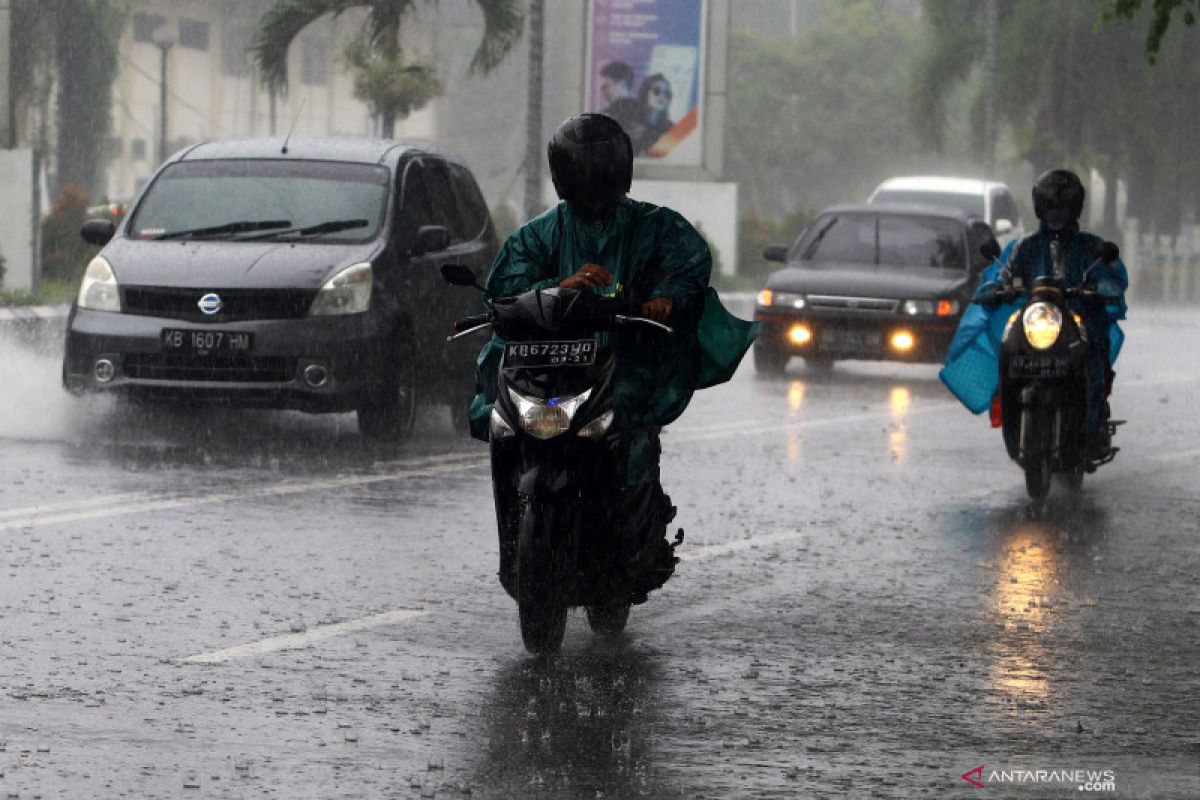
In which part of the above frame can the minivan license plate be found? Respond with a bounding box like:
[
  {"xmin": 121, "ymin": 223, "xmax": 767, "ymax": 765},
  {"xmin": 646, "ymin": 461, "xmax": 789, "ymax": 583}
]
[
  {"xmin": 504, "ymin": 339, "xmax": 596, "ymax": 367},
  {"xmin": 162, "ymin": 329, "xmax": 253, "ymax": 355}
]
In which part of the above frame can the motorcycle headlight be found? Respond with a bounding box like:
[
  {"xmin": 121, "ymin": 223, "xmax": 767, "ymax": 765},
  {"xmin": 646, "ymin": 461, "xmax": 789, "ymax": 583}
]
[
  {"xmin": 489, "ymin": 407, "xmax": 515, "ymax": 439},
  {"xmin": 507, "ymin": 387, "xmax": 592, "ymax": 440},
  {"xmin": 1023, "ymin": 302, "xmax": 1062, "ymax": 350},
  {"xmin": 77, "ymin": 256, "xmax": 121, "ymax": 312},
  {"xmin": 577, "ymin": 409, "xmax": 614, "ymax": 439},
  {"xmin": 309, "ymin": 262, "xmax": 372, "ymax": 316}
]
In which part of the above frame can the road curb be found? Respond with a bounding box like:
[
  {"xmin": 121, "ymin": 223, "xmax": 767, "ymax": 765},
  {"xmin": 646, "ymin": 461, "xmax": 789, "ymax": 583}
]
[{"xmin": 0, "ymin": 304, "xmax": 69, "ymax": 322}]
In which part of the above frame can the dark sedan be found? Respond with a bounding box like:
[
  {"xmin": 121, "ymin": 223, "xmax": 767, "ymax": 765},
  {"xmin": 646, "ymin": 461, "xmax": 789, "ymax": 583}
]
[
  {"xmin": 752, "ymin": 204, "xmax": 995, "ymax": 373},
  {"xmin": 63, "ymin": 137, "xmax": 497, "ymax": 440}
]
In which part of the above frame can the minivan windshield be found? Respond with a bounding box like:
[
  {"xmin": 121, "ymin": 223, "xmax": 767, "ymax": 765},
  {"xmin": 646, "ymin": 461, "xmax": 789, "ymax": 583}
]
[
  {"xmin": 871, "ymin": 189, "xmax": 985, "ymax": 218},
  {"xmin": 128, "ymin": 159, "xmax": 390, "ymax": 243},
  {"xmin": 792, "ymin": 213, "xmax": 967, "ymax": 270}
]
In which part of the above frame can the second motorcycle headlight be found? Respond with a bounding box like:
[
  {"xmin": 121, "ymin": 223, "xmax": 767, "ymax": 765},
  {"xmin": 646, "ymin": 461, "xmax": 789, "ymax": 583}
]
[
  {"xmin": 1022, "ymin": 302, "xmax": 1062, "ymax": 350},
  {"xmin": 508, "ymin": 388, "xmax": 592, "ymax": 440}
]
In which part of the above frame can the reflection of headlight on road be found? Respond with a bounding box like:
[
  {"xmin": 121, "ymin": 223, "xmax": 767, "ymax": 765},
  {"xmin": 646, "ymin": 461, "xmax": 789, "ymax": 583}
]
[
  {"xmin": 508, "ymin": 387, "xmax": 591, "ymax": 439},
  {"xmin": 1023, "ymin": 302, "xmax": 1062, "ymax": 350}
]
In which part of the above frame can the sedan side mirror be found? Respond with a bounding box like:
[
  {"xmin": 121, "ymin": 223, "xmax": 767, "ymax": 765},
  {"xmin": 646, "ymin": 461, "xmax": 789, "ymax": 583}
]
[
  {"xmin": 992, "ymin": 218, "xmax": 1013, "ymax": 236},
  {"xmin": 763, "ymin": 244, "xmax": 789, "ymax": 263},
  {"xmin": 413, "ymin": 224, "xmax": 451, "ymax": 257},
  {"xmin": 81, "ymin": 218, "xmax": 116, "ymax": 246}
]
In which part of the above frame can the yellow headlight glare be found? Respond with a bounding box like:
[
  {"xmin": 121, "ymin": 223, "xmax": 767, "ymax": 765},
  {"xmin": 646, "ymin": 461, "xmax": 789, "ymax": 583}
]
[{"xmin": 1022, "ymin": 302, "xmax": 1062, "ymax": 350}]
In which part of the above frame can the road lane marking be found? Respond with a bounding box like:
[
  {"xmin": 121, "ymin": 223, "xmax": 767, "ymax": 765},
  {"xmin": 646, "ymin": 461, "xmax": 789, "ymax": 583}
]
[
  {"xmin": 0, "ymin": 454, "xmax": 489, "ymax": 532},
  {"xmin": 1147, "ymin": 447, "xmax": 1200, "ymax": 463},
  {"xmin": 673, "ymin": 400, "xmax": 959, "ymax": 443},
  {"xmin": 0, "ymin": 491, "xmax": 154, "ymax": 519},
  {"xmin": 182, "ymin": 608, "xmax": 428, "ymax": 664},
  {"xmin": 680, "ymin": 529, "xmax": 808, "ymax": 561}
]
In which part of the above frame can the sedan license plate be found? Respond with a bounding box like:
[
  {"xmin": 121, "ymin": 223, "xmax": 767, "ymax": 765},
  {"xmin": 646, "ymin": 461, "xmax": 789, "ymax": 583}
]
[
  {"xmin": 820, "ymin": 329, "xmax": 880, "ymax": 353},
  {"xmin": 504, "ymin": 339, "xmax": 596, "ymax": 368},
  {"xmin": 162, "ymin": 328, "xmax": 253, "ymax": 355},
  {"xmin": 1009, "ymin": 354, "xmax": 1068, "ymax": 378}
]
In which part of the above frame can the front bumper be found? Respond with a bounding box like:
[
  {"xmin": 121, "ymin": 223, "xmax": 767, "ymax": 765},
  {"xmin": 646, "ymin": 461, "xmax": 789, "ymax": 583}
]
[
  {"xmin": 753, "ymin": 307, "xmax": 959, "ymax": 363},
  {"xmin": 63, "ymin": 307, "xmax": 391, "ymax": 412}
]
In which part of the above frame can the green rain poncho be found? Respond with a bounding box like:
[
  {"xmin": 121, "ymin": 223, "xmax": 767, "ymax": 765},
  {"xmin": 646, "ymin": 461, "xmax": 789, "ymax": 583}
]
[{"xmin": 469, "ymin": 197, "xmax": 758, "ymax": 483}]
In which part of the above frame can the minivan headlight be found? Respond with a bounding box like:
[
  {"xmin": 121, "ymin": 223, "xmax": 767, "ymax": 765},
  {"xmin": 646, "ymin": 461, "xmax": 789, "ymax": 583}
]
[
  {"xmin": 77, "ymin": 256, "xmax": 121, "ymax": 312},
  {"xmin": 757, "ymin": 290, "xmax": 806, "ymax": 309},
  {"xmin": 309, "ymin": 262, "xmax": 372, "ymax": 316},
  {"xmin": 1023, "ymin": 302, "xmax": 1062, "ymax": 350}
]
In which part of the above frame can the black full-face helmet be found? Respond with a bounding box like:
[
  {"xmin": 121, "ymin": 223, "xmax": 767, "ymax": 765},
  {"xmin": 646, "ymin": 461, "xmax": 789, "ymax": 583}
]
[
  {"xmin": 548, "ymin": 113, "xmax": 633, "ymax": 207},
  {"xmin": 1032, "ymin": 169, "xmax": 1085, "ymax": 231}
]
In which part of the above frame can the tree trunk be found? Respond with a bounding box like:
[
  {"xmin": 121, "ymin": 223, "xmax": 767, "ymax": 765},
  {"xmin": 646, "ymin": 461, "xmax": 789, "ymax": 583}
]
[
  {"xmin": 382, "ymin": 113, "xmax": 395, "ymax": 139},
  {"xmin": 523, "ymin": 0, "xmax": 544, "ymax": 222}
]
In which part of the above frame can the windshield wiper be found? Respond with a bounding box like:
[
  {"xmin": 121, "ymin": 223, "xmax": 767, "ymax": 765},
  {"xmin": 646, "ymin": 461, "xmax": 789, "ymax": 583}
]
[
  {"xmin": 155, "ymin": 219, "xmax": 292, "ymax": 241},
  {"xmin": 241, "ymin": 218, "xmax": 370, "ymax": 241}
]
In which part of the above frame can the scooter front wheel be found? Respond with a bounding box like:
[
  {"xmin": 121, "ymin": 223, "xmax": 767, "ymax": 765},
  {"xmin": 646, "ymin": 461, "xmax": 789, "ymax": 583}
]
[
  {"xmin": 1024, "ymin": 457, "xmax": 1052, "ymax": 501},
  {"xmin": 517, "ymin": 499, "xmax": 569, "ymax": 655}
]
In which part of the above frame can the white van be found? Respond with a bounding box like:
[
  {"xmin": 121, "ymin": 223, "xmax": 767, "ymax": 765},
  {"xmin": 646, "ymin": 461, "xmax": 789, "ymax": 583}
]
[{"xmin": 868, "ymin": 176, "xmax": 1025, "ymax": 246}]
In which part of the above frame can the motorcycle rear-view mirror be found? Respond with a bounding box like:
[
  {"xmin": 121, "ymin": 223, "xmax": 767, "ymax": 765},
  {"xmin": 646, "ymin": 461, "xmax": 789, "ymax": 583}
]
[
  {"xmin": 1099, "ymin": 241, "xmax": 1120, "ymax": 262},
  {"xmin": 440, "ymin": 262, "xmax": 482, "ymax": 289},
  {"xmin": 980, "ymin": 239, "xmax": 1002, "ymax": 263}
]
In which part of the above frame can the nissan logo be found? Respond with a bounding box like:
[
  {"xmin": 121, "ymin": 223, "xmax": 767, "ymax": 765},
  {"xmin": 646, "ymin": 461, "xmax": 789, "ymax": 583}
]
[{"xmin": 198, "ymin": 293, "xmax": 222, "ymax": 315}]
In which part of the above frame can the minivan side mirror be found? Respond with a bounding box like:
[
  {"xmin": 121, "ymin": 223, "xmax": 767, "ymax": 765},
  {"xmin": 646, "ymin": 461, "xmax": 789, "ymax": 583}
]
[
  {"xmin": 413, "ymin": 225, "xmax": 451, "ymax": 257},
  {"xmin": 993, "ymin": 218, "xmax": 1013, "ymax": 236},
  {"xmin": 763, "ymin": 244, "xmax": 789, "ymax": 263},
  {"xmin": 81, "ymin": 218, "xmax": 116, "ymax": 246}
]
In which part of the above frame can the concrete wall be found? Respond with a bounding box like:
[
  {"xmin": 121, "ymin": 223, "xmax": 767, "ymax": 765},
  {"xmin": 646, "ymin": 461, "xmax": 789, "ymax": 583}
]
[{"xmin": 0, "ymin": 148, "xmax": 36, "ymax": 292}]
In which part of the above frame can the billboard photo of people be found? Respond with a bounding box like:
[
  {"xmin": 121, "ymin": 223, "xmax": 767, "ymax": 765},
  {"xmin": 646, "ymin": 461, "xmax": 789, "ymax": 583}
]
[{"xmin": 586, "ymin": 0, "xmax": 706, "ymax": 165}]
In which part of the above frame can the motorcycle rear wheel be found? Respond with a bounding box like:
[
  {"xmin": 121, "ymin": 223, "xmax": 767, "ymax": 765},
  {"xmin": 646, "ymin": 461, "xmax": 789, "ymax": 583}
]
[
  {"xmin": 517, "ymin": 499, "xmax": 569, "ymax": 655},
  {"xmin": 1059, "ymin": 467, "xmax": 1085, "ymax": 493},
  {"xmin": 586, "ymin": 603, "xmax": 630, "ymax": 637}
]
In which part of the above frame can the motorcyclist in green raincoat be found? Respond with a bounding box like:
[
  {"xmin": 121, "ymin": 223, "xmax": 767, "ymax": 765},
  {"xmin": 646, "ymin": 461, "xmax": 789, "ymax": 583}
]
[{"xmin": 469, "ymin": 113, "xmax": 757, "ymax": 597}]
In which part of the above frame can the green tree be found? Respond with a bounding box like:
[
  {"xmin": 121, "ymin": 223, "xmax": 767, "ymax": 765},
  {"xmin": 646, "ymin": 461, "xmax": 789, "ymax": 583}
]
[
  {"xmin": 726, "ymin": 1, "xmax": 927, "ymax": 217},
  {"xmin": 251, "ymin": 0, "xmax": 524, "ymax": 137},
  {"xmin": 1101, "ymin": 0, "xmax": 1197, "ymax": 62}
]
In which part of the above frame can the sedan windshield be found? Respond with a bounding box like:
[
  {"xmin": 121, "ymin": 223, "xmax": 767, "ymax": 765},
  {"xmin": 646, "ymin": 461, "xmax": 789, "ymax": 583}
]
[
  {"xmin": 128, "ymin": 159, "xmax": 390, "ymax": 243},
  {"xmin": 793, "ymin": 214, "xmax": 966, "ymax": 270}
]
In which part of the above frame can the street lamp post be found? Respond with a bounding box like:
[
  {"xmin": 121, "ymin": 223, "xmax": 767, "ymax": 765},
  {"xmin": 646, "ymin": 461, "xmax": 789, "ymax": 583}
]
[{"xmin": 152, "ymin": 26, "xmax": 176, "ymax": 164}]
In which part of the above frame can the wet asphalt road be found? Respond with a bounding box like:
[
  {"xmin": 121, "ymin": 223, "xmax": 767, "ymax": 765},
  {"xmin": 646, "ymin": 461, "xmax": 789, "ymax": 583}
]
[{"xmin": 0, "ymin": 307, "xmax": 1198, "ymax": 799}]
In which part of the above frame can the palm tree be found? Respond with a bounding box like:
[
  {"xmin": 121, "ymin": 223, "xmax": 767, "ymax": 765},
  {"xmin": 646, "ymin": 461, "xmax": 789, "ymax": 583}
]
[{"xmin": 250, "ymin": 0, "xmax": 524, "ymax": 137}]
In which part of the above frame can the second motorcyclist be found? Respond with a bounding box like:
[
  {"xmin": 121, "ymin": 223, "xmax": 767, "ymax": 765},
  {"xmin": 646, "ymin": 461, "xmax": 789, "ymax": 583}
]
[
  {"xmin": 969, "ymin": 169, "xmax": 1129, "ymax": 456},
  {"xmin": 468, "ymin": 112, "xmax": 757, "ymax": 601}
]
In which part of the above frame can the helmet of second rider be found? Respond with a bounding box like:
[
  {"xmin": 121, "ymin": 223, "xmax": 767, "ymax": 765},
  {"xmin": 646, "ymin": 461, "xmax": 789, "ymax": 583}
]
[
  {"xmin": 548, "ymin": 113, "xmax": 633, "ymax": 211},
  {"xmin": 1032, "ymin": 169, "xmax": 1085, "ymax": 232}
]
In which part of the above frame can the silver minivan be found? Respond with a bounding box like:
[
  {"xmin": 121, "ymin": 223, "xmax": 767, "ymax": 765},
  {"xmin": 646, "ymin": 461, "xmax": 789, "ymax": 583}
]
[{"xmin": 868, "ymin": 176, "xmax": 1025, "ymax": 246}]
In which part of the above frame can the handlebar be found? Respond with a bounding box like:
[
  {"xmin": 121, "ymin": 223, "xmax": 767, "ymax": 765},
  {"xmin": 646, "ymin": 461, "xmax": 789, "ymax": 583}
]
[{"xmin": 453, "ymin": 313, "xmax": 493, "ymax": 332}]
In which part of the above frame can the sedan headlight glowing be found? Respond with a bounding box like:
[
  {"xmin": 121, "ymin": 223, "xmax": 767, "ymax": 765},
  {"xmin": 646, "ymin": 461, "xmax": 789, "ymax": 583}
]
[
  {"xmin": 1022, "ymin": 302, "xmax": 1062, "ymax": 350},
  {"xmin": 902, "ymin": 299, "xmax": 934, "ymax": 316},
  {"xmin": 309, "ymin": 262, "xmax": 372, "ymax": 316},
  {"xmin": 77, "ymin": 256, "xmax": 121, "ymax": 312},
  {"xmin": 758, "ymin": 290, "xmax": 806, "ymax": 309},
  {"xmin": 507, "ymin": 387, "xmax": 592, "ymax": 439}
]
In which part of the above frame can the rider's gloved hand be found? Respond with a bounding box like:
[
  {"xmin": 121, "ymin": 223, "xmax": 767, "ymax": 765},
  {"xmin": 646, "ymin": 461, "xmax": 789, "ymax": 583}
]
[
  {"xmin": 641, "ymin": 297, "xmax": 673, "ymax": 322},
  {"xmin": 972, "ymin": 282, "xmax": 1004, "ymax": 308},
  {"xmin": 560, "ymin": 263, "xmax": 612, "ymax": 290}
]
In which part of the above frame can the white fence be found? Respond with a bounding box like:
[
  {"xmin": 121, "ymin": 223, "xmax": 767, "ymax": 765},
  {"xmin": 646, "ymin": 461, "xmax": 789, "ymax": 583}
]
[{"xmin": 1122, "ymin": 221, "xmax": 1200, "ymax": 302}]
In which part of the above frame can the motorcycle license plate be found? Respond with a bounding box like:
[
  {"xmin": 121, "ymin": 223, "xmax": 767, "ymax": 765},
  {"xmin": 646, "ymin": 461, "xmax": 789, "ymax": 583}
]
[
  {"xmin": 1009, "ymin": 354, "xmax": 1068, "ymax": 378},
  {"xmin": 504, "ymin": 339, "xmax": 597, "ymax": 368},
  {"xmin": 162, "ymin": 328, "xmax": 253, "ymax": 355}
]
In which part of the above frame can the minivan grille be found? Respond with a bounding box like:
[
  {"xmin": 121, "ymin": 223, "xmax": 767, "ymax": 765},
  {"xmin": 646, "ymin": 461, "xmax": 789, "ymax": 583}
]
[
  {"xmin": 122, "ymin": 353, "xmax": 296, "ymax": 383},
  {"xmin": 123, "ymin": 287, "xmax": 316, "ymax": 322},
  {"xmin": 806, "ymin": 295, "xmax": 899, "ymax": 313}
]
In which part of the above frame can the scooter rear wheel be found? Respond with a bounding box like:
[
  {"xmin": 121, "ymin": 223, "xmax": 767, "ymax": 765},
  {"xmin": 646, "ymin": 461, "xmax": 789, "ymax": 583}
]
[
  {"xmin": 517, "ymin": 500, "xmax": 569, "ymax": 655},
  {"xmin": 586, "ymin": 603, "xmax": 630, "ymax": 637},
  {"xmin": 1059, "ymin": 467, "xmax": 1085, "ymax": 493}
]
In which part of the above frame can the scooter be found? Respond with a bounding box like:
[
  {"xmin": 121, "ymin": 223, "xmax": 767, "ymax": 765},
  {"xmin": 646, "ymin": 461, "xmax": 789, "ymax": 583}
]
[
  {"xmin": 442, "ymin": 264, "xmax": 682, "ymax": 654},
  {"xmin": 994, "ymin": 240, "xmax": 1122, "ymax": 501}
]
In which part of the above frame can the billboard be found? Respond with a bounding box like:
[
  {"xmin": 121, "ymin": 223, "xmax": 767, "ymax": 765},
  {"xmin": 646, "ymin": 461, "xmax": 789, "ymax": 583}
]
[{"xmin": 585, "ymin": 0, "xmax": 706, "ymax": 166}]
